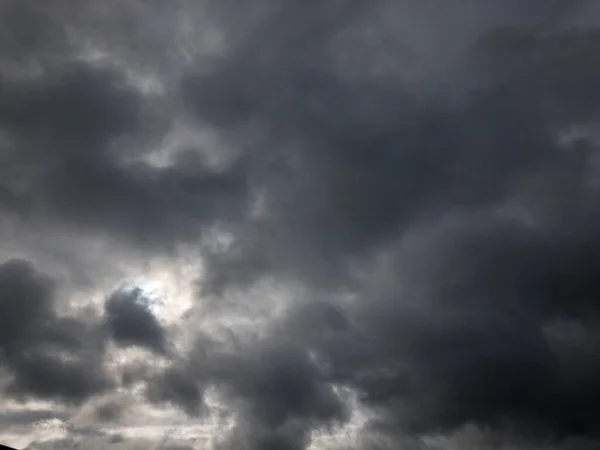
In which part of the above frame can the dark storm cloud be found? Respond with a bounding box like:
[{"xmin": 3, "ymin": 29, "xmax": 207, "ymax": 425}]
[
  {"xmin": 0, "ymin": 259, "xmax": 108, "ymax": 403},
  {"xmin": 0, "ymin": 63, "xmax": 250, "ymax": 248},
  {"xmin": 5, "ymin": 0, "xmax": 600, "ymax": 448},
  {"xmin": 214, "ymin": 344, "xmax": 347, "ymax": 450},
  {"xmin": 190, "ymin": 0, "xmax": 600, "ymax": 295},
  {"xmin": 170, "ymin": 0, "xmax": 600, "ymax": 447},
  {"xmin": 297, "ymin": 218, "xmax": 600, "ymax": 438},
  {"xmin": 104, "ymin": 287, "xmax": 167, "ymax": 354},
  {"xmin": 149, "ymin": 335, "xmax": 347, "ymax": 449}
]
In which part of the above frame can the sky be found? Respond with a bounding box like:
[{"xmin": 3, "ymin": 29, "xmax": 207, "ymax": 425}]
[{"xmin": 2, "ymin": 1, "xmax": 600, "ymax": 449}]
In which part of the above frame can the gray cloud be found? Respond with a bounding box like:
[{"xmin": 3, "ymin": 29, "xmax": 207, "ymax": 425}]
[
  {"xmin": 192, "ymin": 2, "xmax": 600, "ymax": 295},
  {"xmin": 146, "ymin": 368, "xmax": 203, "ymax": 416},
  {"xmin": 214, "ymin": 344, "xmax": 347, "ymax": 450},
  {"xmin": 0, "ymin": 65, "xmax": 250, "ymax": 249},
  {"xmin": 0, "ymin": 259, "xmax": 108, "ymax": 403},
  {"xmin": 24, "ymin": 435, "xmax": 196, "ymax": 450},
  {"xmin": 104, "ymin": 287, "xmax": 167, "ymax": 354},
  {"xmin": 4, "ymin": 1, "xmax": 600, "ymax": 449},
  {"xmin": 176, "ymin": 1, "xmax": 600, "ymax": 446}
]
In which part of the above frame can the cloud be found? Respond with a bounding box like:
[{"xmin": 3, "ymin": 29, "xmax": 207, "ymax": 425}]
[
  {"xmin": 0, "ymin": 64, "xmax": 250, "ymax": 248},
  {"xmin": 24, "ymin": 435, "xmax": 195, "ymax": 450},
  {"xmin": 190, "ymin": 1, "xmax": 600, "ymax": 294},
  {"xmin": 146, "ymin": 368, "xmax": 203, "ymax": 417},
  {"xmin": 213, "ymin": 343, "xmax": 347, "ymax": 449},
  {"xmin": 104, "ymin": 287, "xmax": 167, "ymax": 354},
  {"xmin": 4, "ymin": 1, "xmax": 600, "ymax": 449},
  {"xmin": 0, "ymin": 259, "xmax": 108, "ymax": 403},
  {"xmin": 175, "ymin": 1, "xmax": 600, "ymax": 446}
]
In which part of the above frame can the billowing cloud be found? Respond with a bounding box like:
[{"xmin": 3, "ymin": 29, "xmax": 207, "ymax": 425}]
[
  {"xmin": 0, "ymin": 260, "xmax": 108, "ymax": 403},
  {"xmin": 0, "ymin": 64, "xmax": 249, "ymax": 248},
  {"xmin": 104, "ymin": 287, "xmax": 167, "ymax": 354},
  {"xmin": 3, "ymin": 1, "xmax": 600, "ymax": 449}
]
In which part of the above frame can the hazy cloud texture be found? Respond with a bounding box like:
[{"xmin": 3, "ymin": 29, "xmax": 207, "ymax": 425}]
[{"xmin": 2, "ymin": 1, "xmax": 600, "ymax": 449}]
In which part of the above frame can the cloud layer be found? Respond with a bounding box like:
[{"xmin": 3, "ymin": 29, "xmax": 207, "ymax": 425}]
[{"xmin": 2, "ymin": 1, "xmax": 600, "ymax": 449}]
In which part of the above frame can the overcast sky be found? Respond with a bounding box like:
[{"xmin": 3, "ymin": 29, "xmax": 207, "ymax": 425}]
[{"xmin": 2, "ymin": 1, "xmax": 600, "ymax": 449}]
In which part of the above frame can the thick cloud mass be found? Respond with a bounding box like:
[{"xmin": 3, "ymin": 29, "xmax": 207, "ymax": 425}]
[
  {"xmin": 104, "ymin": 288, "xmax": 167, "ymax": 354},
  {"xmin": 3, "ymin": 0, "xmax": 600, "ymax": 449},
  {"xmin": 0, "ymin": 260, "xmax": 107, "ymax": 402}
]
